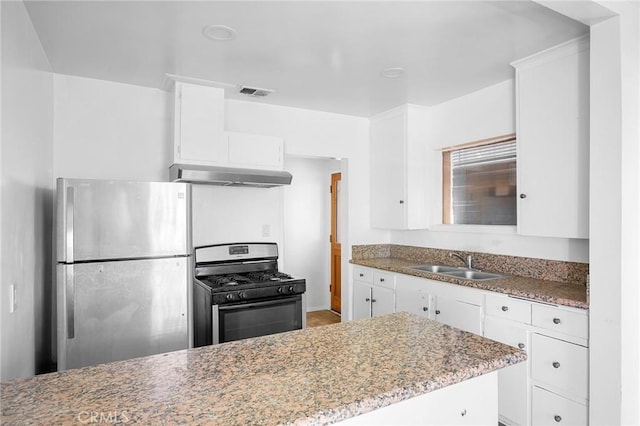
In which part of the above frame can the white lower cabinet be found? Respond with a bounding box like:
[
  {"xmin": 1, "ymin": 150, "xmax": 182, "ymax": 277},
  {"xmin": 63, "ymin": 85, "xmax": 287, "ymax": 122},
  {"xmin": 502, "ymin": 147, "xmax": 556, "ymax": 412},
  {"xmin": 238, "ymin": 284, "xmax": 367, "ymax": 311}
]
[
  {"xmin": 483, "ymin": 293, "xmax": 589, "ymax": 426},
  {"xmin": 532, "ymin": 386, "xmax": 588, "ymax": 426},
  {"xmin": 484, "ymin": 316, "xmax": 530, "ymax": 426},
  {"xmin": 353, "ymin": 267, "xmax": 589, "ymax": 426},
  {"xmin": 434, "ymin": 296, "xmax": 482, "ymax": 335},
  {"xmin": 531, "ymin": 333, "xmax": 588, "ymax": 401},
  {"xmin": 396, "ymin": 277, "xmax": 483, "ymax": 335},
  {"xmin": 353, "ymin": 267, "xmax": 396, "ymax": 320},
  {"xmin": 395, "ymin": 277, "xmax": 434, "ymax": 319},
  {"xmin": 337, "ymin": 372, "xmax": 498, "ymax": 425},
  {"xmin": 354, "ymin": 281, "xmax": 394, "ymax": 319}
]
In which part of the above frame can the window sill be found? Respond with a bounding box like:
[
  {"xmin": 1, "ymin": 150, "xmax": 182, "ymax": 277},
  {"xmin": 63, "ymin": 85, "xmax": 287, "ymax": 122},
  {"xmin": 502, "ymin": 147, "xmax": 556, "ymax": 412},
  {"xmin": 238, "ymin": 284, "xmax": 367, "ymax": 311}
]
[{"xmin": 429, "ymin": 224, "xmax": 517, "ymax": 235}]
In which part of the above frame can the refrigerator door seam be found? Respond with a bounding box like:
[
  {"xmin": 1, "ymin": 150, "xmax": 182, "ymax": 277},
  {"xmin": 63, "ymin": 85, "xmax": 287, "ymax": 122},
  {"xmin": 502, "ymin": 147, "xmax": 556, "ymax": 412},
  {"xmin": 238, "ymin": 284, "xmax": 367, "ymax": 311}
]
[
  {"xmin": 66, "ymin": 265, "xmax": 75, "ymax": 339},
  {"xmin": 66, "ymin": 186, "xmax": 74, "ymax": 263}
]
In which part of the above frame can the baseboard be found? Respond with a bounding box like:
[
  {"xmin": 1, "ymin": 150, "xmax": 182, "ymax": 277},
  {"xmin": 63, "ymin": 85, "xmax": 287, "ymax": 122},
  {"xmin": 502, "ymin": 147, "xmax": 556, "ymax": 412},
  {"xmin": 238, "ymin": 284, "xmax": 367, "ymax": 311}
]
[{"xmin": 306, "ymin": 305, "xmax": 331, "ymax": 312}]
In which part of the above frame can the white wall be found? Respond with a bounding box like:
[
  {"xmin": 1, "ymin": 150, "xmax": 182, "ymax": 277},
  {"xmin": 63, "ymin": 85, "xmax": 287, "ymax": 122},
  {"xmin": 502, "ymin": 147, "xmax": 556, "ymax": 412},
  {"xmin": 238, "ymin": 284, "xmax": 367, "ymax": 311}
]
[
  {"xmin": 283, "ymin": 156, "xmax": 341, "ymax": 311},
  {"xmin": 53, "ymin": 74, "xmax": 171, "ymax": 181},
  {"xmin": 588, "ymin": 5, "xmax": 639, "ymax": 425},
  {"xmin": 0, "ymin": 1, "xmax": 54, "ymax": 381},
  {"xmin": 191, "ymin": 185, "xmax": 283, "ymax": 248},
  {"xmin": 390, "ymin": 79, "xmax": 589, "ymax": 262},
  {"xmin": 52, "ymin": 76, "xmax": 381, "ymax": 320},
  {"xmin": 225, "ymin": 99, "xmax": 386, "ymax": 318}
]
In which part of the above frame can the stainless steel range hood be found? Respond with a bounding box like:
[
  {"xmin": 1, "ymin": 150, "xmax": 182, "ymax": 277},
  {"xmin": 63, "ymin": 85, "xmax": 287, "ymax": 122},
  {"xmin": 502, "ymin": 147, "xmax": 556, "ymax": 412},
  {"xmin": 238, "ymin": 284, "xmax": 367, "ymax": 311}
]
[{"xmin": 169, "ymin": 163, "xmax": 292, "ymax": 188}]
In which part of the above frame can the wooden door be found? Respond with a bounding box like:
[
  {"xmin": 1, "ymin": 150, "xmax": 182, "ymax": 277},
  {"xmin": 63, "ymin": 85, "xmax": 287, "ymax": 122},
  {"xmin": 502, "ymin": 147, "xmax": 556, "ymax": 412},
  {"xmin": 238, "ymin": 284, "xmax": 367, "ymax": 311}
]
[{"xmin": 330, "ymin": 172, "xmax": 342, "ymax": 312}]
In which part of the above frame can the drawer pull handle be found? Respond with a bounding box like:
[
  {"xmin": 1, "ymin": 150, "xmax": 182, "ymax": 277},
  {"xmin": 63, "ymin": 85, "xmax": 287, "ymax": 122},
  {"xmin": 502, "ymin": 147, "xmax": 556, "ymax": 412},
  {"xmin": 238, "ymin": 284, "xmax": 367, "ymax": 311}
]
[
  {"xmin": 518, "ymin": 343, "xmax": 525, "ymax": 349},
  {"xmin": 460, "ymin": 409, "xmax": 467, "ymax": 417},
  {"xmin": 552, "ymin": 361, "xmax": 561, "ymax": 368},
  {"xmin": 553, "ymin": 318, "xmax": 562, "ymax": 324},
  {"xmin": 435, "ymin": 310, "xmax": 441, "ymax": 315},
  {"xmin": 365, "ymin": 298, "xmax": 370, "ymax": 302},
  {"xmin": 380, "ymin": 278, "xmax": 385, "ymax": 282},
  {"xmin": 422, "ymin": 307, "xmax": 428, "ymax": 311},
  {"xmin": 371, "ymin": 299, "xmax": 377, "ymax": 303},
  {"xmin": 554, "ymin": 415, "xmax": 562, "ymax": 422},
  {"xmin": 501, "ymin": 306, "xmax": 509, "ymax": 312},
  {"xmin": 359, "ymin": 273, "xmax": 364, "ymax": 277}
]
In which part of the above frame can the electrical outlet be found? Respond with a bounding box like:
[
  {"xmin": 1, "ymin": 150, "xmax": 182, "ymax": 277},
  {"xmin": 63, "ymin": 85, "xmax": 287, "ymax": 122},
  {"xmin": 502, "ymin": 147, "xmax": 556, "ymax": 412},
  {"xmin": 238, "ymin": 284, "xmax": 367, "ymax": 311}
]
[
  {"xmin": 261, "ymin": 224, "xmax": 271, "ymax": 237},
  {"xmin": 9, "ymin": 284, "xmax": 16, "ymax": 313}
]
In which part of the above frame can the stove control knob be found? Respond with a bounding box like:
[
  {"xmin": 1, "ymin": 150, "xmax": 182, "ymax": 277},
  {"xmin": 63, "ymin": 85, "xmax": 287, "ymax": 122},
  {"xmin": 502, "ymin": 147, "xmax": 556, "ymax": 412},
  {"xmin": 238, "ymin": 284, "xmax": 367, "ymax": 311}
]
[
  {"xmin": 225, "ymin": 293, "xmax": 234, "ymax": 301},
  {"xmin": 238, "ymin": 292, "xmax": 246, "ymax": 300},
  {"xmin": 288, "ymin": 286, "xmax": 295, "ymax": 293},
  {"xmin": 277, "ymin": 287, "xmax": 284, "ymax": 294}
]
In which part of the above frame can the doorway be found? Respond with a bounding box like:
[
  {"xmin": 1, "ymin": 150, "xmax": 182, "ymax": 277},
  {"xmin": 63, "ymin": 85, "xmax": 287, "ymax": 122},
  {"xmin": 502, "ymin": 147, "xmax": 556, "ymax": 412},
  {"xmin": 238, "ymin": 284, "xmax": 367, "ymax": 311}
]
[
  {"xmin": 282, "ymin": 157, "xmax": 341, "ymax": 313},
  {"xmin": 330, "ymin": 172, "xmax": 342, "ymax": 313}
]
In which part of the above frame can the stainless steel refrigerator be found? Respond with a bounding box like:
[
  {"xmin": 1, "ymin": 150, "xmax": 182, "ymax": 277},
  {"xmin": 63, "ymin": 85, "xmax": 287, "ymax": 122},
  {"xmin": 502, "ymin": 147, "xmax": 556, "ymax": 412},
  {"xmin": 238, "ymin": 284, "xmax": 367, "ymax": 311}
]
[{"xmin": 56, "ymin": 178, "xmax": 192, "ymax": 370}]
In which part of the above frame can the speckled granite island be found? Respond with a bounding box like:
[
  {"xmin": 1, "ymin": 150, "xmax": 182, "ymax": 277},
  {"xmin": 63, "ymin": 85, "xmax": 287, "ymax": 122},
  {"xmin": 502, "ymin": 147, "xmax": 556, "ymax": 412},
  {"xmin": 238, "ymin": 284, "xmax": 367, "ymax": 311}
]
[{"xmin": 1, "ymin": 313, "xmax": 526, "ymax": 425}]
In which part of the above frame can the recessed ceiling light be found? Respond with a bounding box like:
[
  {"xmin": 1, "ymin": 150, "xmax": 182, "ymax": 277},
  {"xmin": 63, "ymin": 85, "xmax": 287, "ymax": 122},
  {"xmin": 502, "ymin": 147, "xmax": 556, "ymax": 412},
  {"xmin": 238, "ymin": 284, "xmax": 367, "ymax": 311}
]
[
  {"xmin": 202, "ymin": 25, "xmax": 237, "ymax": 41},
  {"xmin": 381, "ymin": 67, "xmax": 405, "ymax": 78}
]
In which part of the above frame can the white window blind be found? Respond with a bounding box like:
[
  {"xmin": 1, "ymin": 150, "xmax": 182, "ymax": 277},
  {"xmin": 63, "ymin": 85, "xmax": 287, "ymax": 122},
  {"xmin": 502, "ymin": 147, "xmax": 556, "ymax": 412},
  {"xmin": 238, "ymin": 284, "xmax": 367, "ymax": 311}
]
[
  {"xmin": 451, "ymin": 140, "xmax": 517, "ymax": 169},
  {"xmin": 449, "ymin": 139, "xmax": 517, "ymax": 225}
]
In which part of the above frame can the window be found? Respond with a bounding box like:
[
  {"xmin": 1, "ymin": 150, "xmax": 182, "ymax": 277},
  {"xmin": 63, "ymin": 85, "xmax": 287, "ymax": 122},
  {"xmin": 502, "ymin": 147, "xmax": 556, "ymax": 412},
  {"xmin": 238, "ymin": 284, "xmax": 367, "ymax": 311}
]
[{"xmin": 442, "ymin": 135, "xmax": 517, "ymax": 225}]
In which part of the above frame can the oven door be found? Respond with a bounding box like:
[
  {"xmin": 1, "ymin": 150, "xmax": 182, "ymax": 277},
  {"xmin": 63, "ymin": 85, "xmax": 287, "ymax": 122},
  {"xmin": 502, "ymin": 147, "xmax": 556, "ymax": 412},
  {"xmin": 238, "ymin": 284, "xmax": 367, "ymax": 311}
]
[{"xmin": 213, "ymin": 295, "xmax": 303, "ymax": 344}]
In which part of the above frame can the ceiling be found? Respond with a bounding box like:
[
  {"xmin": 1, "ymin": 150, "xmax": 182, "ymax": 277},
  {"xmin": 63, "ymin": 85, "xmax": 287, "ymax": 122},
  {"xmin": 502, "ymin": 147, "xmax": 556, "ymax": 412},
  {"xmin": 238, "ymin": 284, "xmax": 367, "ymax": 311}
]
[{"xmin": 24, "ymin": 1, "xmax": 588, "ymax": 117}]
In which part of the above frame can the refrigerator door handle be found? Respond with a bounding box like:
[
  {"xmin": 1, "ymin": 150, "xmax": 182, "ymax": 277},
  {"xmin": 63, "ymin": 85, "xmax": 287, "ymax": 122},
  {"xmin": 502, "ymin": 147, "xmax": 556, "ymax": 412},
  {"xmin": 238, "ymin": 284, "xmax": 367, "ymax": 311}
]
[
  {"xmin": 66, "ymin": 186, "xmax": 74, "ymax": 263},
  {"xmin": 66, "ymin": 266, "xmax": 75, "ymax": 339}
]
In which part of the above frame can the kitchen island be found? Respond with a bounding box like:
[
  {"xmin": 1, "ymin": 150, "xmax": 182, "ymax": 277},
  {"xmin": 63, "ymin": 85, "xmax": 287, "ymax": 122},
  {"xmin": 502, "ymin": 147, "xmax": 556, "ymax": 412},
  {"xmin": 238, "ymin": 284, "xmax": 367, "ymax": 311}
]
[{"xmin": 1, "ymin": 313, "xmax": 525, "ymax": 425}]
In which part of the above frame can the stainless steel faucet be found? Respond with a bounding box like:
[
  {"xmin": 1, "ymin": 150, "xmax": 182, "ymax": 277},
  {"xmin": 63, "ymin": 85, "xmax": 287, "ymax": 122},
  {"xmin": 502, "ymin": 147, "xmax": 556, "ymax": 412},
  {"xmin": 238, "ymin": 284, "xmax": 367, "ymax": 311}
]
[{"xmin": 449, "ymin": 252, "xmax": 473, "ymax": 269}]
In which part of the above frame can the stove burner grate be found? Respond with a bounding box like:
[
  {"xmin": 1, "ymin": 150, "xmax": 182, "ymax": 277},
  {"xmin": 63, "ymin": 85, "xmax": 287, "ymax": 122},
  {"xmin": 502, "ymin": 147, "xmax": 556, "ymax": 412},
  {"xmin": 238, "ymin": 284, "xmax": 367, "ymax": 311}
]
[
  {"xmin": 245, "ymin": 271, "xmax": 293, "ymax": 281},
  {"xmin": 210, "ymin": 274, "xmax": 251, "ymax": 287}
]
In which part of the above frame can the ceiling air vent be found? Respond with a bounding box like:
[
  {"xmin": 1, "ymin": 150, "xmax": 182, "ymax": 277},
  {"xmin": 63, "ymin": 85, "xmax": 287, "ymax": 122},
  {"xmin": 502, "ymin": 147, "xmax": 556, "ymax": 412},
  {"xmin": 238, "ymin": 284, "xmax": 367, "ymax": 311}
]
[{"xmin": 237, "ymin": 85, "xmax": 274, "ymax": 97}]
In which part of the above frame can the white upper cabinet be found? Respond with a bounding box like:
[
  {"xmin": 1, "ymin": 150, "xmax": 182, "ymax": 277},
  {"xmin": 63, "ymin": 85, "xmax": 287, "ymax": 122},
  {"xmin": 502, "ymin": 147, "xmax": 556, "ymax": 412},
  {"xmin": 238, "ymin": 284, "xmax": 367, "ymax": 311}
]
[
  {"xmin": 512, "ymin": 36, "xmax": 589, "ymax": 239},
  {"xmin": 370, "ymin": 105, "xmax": 429, "ymax": 229},
  {"xmin": 171, "ymin": 81, "xmax": 284, "ymax": 170},
  {"xmin": 172, "ymin": 81, "xmax": 226, "ymax": 165},
  {"xmin": 226, "ymin": 131, "xmax": 284, "ymax": 171}
]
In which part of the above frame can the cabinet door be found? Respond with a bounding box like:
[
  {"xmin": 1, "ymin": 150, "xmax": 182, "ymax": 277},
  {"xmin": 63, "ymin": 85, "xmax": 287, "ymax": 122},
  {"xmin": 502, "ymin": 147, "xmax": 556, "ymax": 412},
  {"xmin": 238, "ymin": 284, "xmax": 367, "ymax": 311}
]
[
  {"xmin": 436, "ymin": 296, "xmax": 482, "ymax": 335},
  {"xmin": 396, "ymin": 287, "xmax": 432, "ymax": 319},
  {"xmin": 371, "ymin": 286, "xmax": 395, "ymax": 317},
  {"xmin": 370, "ymin": 110, "xmax": 406, "ymax": 229},
  {"xmin": 484, "ymin": 317, "xmax": 530, "ymax": 426},
  {"xmin": 227, "ymin": 132, "xmax": 284, "ymax": 170},
  {"xmin": 353, "ymin": 281, "xmax": 372, "ymax": 320},
  {"xmin": 516, "ymin": 38, "xmax": 589, "ymax": 239},
  {"xmin": 175, "ymin": 82, "xmax": 226, "ymax": 164}
]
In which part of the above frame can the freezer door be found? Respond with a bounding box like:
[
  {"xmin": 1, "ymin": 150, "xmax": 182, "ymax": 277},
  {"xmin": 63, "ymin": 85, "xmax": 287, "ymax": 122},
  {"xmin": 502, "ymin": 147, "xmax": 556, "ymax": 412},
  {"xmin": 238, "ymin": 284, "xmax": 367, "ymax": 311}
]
[
  {"xmin": 57, "ymin": 257, "xmax": 189, "ymax": 370},
  {"xmin": 57, "ymin": 178, "xmax": 192, "ymax": 262}
]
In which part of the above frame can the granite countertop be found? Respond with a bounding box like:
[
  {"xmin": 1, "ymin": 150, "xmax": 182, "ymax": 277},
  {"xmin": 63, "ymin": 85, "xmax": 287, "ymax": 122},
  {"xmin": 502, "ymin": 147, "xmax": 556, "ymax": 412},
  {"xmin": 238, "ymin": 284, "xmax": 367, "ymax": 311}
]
[
  {"xmin": 1, "ymin": 313, "xmax": 525, "ymax": 425},
  {"xmin": 351, "ymin": 257, "xmax": 588, "ymax": 309}
]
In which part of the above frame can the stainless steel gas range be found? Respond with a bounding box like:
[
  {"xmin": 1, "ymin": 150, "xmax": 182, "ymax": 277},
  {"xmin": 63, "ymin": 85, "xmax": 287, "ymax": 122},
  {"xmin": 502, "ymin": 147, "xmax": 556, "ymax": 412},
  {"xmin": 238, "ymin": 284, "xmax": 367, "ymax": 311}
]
[{"xmin": 192, "ymin": 242, "xmax": 306, "ymax": 347}]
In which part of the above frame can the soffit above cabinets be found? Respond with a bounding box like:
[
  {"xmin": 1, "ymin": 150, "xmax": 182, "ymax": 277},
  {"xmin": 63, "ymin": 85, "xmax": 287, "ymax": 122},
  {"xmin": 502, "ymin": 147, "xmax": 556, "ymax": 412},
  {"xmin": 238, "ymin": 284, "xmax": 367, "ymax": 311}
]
[{"xmin": 24, "ymin": 1, "xmax": 588, "ymax": 117}]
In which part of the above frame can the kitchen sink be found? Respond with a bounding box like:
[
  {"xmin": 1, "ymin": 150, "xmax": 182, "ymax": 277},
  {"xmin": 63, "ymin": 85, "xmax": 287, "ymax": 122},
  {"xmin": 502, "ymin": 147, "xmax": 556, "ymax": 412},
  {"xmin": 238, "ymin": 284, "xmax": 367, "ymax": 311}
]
[
  {"xmin": 440, "ymin": 270, "xmax": 508, "ymax": 281},
  {"xmin": 409, "ymin": 264, "xmax": 460, "ymax": 273},
  {"xmin": 408, "ymin": 264, "xmax": 509, "ymax": 281}
]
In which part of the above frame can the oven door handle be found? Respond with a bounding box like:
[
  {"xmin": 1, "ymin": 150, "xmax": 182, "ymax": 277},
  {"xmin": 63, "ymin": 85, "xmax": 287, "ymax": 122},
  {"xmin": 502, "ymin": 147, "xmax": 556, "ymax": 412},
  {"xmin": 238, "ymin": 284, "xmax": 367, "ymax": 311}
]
[{"xmin": 218, "ymin": 296, "xmax": 301, "ymax": 311}]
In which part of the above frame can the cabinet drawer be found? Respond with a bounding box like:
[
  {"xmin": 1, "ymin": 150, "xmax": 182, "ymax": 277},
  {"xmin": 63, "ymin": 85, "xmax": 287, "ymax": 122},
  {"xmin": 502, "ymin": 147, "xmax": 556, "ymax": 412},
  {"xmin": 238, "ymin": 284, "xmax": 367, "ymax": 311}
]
[
  {"xmin": 532, "ymin": 386, "xmax": 587, "ymax": 426},
  {"xmin": 353, "ymin": 267, "xmax": 373, "ymax": 283},
  {"xmin": 531, "ymin": 334, "xmax": 588, "ymax": 400},
  {"xmin": 532, "ymin": 304, "xmax": 588, "ymax": 340},
  {"xmin": 484, "ymin": 316, "xmax": 529, "ymax": 351},
  {"xmin": 486, "ymin": 294, "xmax": 531, "ymax": 324},
  {"xmin": 373, "ymin": 271, "xmax": 396, "ymax": 289}
]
